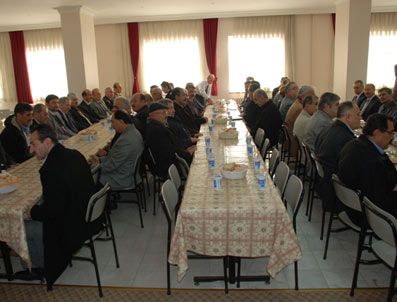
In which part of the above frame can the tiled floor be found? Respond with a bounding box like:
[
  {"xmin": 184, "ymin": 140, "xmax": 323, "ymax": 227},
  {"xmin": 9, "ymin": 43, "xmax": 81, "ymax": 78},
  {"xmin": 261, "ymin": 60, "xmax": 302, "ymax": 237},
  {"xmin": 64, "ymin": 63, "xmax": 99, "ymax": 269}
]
[{"xmin": 2, "ymin": 180, "xmax": 391, "ymax": 290}]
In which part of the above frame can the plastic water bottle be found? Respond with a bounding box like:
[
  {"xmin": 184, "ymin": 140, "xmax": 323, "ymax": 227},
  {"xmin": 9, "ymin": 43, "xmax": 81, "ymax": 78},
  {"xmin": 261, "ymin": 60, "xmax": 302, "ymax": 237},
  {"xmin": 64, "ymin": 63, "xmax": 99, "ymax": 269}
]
[
  {"xmin": 247, "ymin": 144, "xmax": 254, "ymax": 157},
  {"xmin": 208, "ymin": 154, "xmax": 215, "ymax": 169},
  {"xmin": 206, "ymin": 146, "xmax": 212, "ymax": 158},
  {"xmin": 213, "ymin": 175, "xmax": 222, "ymax": 190},
  {"xmin": 254, "ymin": 156, "xmax": 261, "ymax": 172},
  {"xmin": 258, "ymin": 174, "xmax": 266, "ymax": 190},
  {"xmin": 205, "ymin": 136, "xmax": 211, "ymax": 147},
  {"xmin": 246, "ymin": 135, "xmax": 252, "ymax": 145}
]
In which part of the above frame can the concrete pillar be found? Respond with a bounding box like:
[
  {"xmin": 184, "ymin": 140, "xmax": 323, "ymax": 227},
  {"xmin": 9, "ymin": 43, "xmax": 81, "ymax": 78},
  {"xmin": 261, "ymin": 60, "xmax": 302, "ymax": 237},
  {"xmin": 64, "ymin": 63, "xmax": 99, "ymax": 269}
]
[
  {"xmin": 56, "ymin": 6, "xmax": 99, "ymax": 95},
  {"xmin": 333, "ymin": 0, "xmax": 371, "ymax": 101}
]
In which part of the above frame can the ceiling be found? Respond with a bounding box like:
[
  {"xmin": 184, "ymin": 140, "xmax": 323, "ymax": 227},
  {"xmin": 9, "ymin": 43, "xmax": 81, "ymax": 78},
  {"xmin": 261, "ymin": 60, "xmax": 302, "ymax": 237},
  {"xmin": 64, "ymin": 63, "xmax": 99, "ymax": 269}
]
[{"xmin": 1, "ymin": 0, "xmax": 396, "ymax": 32}]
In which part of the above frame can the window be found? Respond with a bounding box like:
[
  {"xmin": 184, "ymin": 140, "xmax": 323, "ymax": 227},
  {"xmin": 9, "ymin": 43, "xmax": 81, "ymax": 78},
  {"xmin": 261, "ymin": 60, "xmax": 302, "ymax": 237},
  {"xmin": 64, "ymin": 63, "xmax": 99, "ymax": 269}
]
[
  {"xmin": 228, "ymin": 35, "xmax": 285, "ymax": 93},
  {"xmin": 141, "ymin": 37, "xmax": 203, "ymax": 91},
  {"xmin": 26, "ymin": 46, "xmax": 68, "ymax": 101},
  {"xmin": 367, "ymin": 32, "xmax": 397, "ymax": 88}
]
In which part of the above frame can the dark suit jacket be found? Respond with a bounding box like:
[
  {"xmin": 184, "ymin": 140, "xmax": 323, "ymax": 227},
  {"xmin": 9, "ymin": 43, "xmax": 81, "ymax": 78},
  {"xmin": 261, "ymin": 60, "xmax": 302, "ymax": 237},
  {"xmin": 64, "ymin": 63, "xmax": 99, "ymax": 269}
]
[
  {"xmin": 252, "ymin": 101, "xmax": 282, "ymax": 148},
  {"xmin": 352, "ymin": 92, "xmax": 366, "ymax": 108},
  {"xmin": 0, "ymin": 140, "xmax": 14, "ymax": 169},
  {"xmin": 134, "ymin": 105, "xmax": 149, "ymax": 136},
  {"xmin": 78, "ymin": 101, "xmax": 99, "ymax": 123},
  {"xmin": 360, "ymin": 95, "xmax": 382, "ymax": 121},
  {"xmin": 244, "ymin": 99, "xmax": 261, "ymax": 131},
  {"xmin": 338, "ymin": 135, "xmax": 397, "ymax": 218},
  {"xmin": 102, "ymin": 96, "xmax": 113, "ymax": 110},
  {"xmin": 145, "ymin": 120, "xmax": 191, "ymax": 178},
  {"xmin": 68, "ymin": 107, "xmax": 91, "ymax": 131},
  {"xmin": 167, "ymin": 116, "xmax": 193, "ymax": 149},
  {"xmin": 174, "ymin": 103, "xmax": 206, "ymax": 135},
  {"xmin": 0, "ymin": 115, "xmax": 32, "ymax": 163},
  {"xmin": 30, "ymin": 144, "xmax": 96, "ymax": 285}
]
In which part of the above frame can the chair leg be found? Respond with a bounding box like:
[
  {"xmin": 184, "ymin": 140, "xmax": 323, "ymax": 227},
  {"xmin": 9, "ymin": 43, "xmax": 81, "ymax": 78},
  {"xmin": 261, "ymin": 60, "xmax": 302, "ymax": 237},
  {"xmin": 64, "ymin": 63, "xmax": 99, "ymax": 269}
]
[
  {"xmin": 106, "ymin": 211, "xmax": 120, "ymax": 268},
  {"xmin": 308, "ymin": 174, "xmax": 317, "ymax": 222},
  {"xmin": 166, "ymin": 261, "xmax": 171, "ymax": 295},
  {"xmin": 320, "ymin": 208, "xmax": 326, "ymax": 240},
  {"xmin": 153, "ymin": 177, "xmax": 157, "ymax": 216},
  {"xmin": 223, "ymin": 257, "xmax": 229, "ymax": 294},
  {"xmin": 89, "ymin": 238, "xmax": 103, "ymax": 297},
  {"xmin": 294, "ymin": 260, "xmax": 299, "ymax": 290},
  {"xmin": 135, "ymin": 191, "xmax": 144, "ymax": 228},
  {"xmin": 236, "ymin": 257, "xmax": 241, "ymax": 288},
  {"xmin": 387, "ymin": 270, "xmax": 396, "ymax": 302},
  {"xmin": 323, "ymin": 211, "xmax": 334, "ymax": 260},
  {"xmin": 350, "ymin": 230, "xmax": 366, "ymax": 296}
]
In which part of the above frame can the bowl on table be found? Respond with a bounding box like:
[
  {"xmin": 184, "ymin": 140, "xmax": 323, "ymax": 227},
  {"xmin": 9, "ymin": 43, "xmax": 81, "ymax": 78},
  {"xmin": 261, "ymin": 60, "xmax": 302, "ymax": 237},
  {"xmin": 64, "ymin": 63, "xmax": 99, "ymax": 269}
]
[
  {"xmin": 219, "ymin": 127, "xmax": 238, "ymax": 140},
  {"xmin": 0, "ymin": 172, "xmax": 19, "ymax": 194},
  {"xmin": 221, "ymin": 163, "xmax": 248, "ymax": 180},
  {"xmin": 214, "ymin": 115, "xmax": 228, "ymax": 125}
]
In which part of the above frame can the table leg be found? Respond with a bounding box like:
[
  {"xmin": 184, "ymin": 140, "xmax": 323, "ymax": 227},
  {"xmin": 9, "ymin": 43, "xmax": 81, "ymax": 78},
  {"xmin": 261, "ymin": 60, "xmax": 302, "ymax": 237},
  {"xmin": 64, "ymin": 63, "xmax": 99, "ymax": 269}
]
[{"xmin": 0, "ymin": 241, "xmax": 14, "ymax": 281}]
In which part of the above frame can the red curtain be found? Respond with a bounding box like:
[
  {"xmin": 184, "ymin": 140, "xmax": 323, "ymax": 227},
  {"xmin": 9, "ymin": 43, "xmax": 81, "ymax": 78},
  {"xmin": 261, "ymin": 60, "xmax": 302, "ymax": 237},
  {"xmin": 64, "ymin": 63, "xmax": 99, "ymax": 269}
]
[
  {"xmin": 9, "ymin": 31, "xmax": 33, "ymax": 103},
  {"xmin": 127, "ymin": 23, "xmax": 140, "ymax": 93},
  {"xmin": 203, "ymin": 19, "xmax": 218, "ymax": 96}
]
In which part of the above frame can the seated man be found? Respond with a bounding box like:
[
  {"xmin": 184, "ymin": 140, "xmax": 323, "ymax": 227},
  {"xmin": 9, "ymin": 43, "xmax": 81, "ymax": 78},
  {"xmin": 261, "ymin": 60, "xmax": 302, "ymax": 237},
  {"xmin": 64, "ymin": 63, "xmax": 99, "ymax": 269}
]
[
  {"xmin": 315, "ymin": 101, "xmax": 361, "ymax": 211},
  {"xmin": 251, "ymin": 88, "xmax": 282, "ymax": 148},
  {"xmin": 146, "ymin": 103, "xmax": 196, "ymax": 179},
  {"xmin": 360, "ymin": 83, "xmax": 381, "ymax": 121},
  {"xmin": 293, "ymin": 95, "xmax": 318, "ymax": 143},
  {"xmin": 45, "ymin": 94, "xmax": 76, "ymax": 140},
  {"xmin": 243, "ymin": 81, "xmax": 261, "ymax": 131},
  {"xmin": 0, "ymin": 141, "xmax": 14, "ymax": 170},
  {"xmin": 131, "ymin": 93, "xmax": 149, "ymax": 136},
  {"xmin": 338, "ymin": 114, "xmax": 397, "ymax": 221},
  {"xmin": 150, "ymin": 85, "xmax": 162, "ymax": 102},
  {"xmin": 158, "ymin": 98, "xmax": 197, "ymax": 150},
  {"xmin": 68, "ymin": 93, "xmax": 92, "ymax": 131},
  {"xmin": 279, "ymin": 81, "xmax": 299, "ymax": 122},
  {"xmin": 31, "ymin": 104, "xmax": 49, "ymax": 129},
  {"xmin": 58, "ymin": 96, "xmax": 79, "ymax": 133},
  {"xmin": 172, "ymin": 87, "xmax": 207, "ymax": 136},
  {"xmin": 89, "ymin": 110, "xmax": 144, "ymax": 190},
  {"xmin": 351, "ymin": 80, "xmax": 366, "ymax": 107},
  {"xmin": 304, "ymin": 92, "xmax": 340, "ymax": 151},
  {"xmin": 102, "ymin": 87, "xmax": 114, "ymax": 110},
  {"xmin": 78, "ymin": 89, "xmax": 100, "ymax": 123},
  {"xmin": 28, "ymin": 124, "xmax": 95, "ymax": 286},
  {"xmin": 186, "ymin": 82, "xmax": 204, "ymax": 116},
  {"xmin": 0, "ymin": 103, "xmax": 33, "ymax": 163},
  {"xmin": 90, "ymin": 88, "xmax": 111, "ymax": 120},
  {"xmin": 378, "ymin": 87, "xmax": 397, "ymax": 130}
]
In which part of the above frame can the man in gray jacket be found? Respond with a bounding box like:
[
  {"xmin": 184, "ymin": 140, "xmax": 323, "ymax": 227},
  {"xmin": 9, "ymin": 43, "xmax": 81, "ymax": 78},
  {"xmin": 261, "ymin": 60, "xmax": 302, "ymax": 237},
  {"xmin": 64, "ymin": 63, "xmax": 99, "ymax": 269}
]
[{"xmin": 89, "ymin": 110, "xmax": 143, "ymax": 189}]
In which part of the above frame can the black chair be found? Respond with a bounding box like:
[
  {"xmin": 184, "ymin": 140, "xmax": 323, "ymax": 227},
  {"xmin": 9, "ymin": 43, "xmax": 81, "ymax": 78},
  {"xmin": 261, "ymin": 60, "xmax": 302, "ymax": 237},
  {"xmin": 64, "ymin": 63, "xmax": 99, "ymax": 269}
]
[
  {"xmin": 110, "ymin": 152, "xmax": 145, "ymax": 228},
  {"xmin": 277, "ymin": 125, "xmax": 291, "ymax": 163},
  {"xmin": 72, "ymin": 183, "xmax": 119, "ymax": 297},
  {"xmin": 160, "ymin": 180, "xmax": 229, "ymax": 294}
]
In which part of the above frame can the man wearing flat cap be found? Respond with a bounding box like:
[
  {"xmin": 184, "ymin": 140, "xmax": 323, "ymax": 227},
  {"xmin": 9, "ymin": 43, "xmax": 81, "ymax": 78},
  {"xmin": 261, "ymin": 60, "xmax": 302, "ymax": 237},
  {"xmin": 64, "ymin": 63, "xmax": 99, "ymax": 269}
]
[{"xmin": 145, "ymin": 102, "xmax": 196, "ymax": 179}]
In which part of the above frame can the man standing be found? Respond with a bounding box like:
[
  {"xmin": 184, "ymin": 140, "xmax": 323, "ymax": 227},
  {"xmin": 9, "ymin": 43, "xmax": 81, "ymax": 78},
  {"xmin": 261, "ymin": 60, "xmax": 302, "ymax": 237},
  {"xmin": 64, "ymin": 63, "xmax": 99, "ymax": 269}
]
[
  {"xmin": 196, "ymin": 74, "xmax": 215, "ymax": 105},
  {"xmin": 28, "ymin": 124, "xmax": 95, "ymax": 286},
  {"xmin": 378, "ymin": 87, "xmax": 397, "ymax": 130},
  {"xmin": 252, "ymin": 89, "xmax": 282, "ymax": 148},
  {"xmin": 304, "ymin": 92, "xmax": 340, "ymax": 151},
  {"xmin": 338, "ymin": 114, "xmax": 397, "ymax": 220},
  {"xmin": 89, "ymin": 110, "xmax": 144, "ymax": 190},
  {"xmin": 360, "ymin": 83, "xmax": 381, "ymax": 121},
  {"xmin": 351, "ymin": 80, "xmax": 366, "ymax": 107},
  {"xmin": 0, "ymin": 103, "xmax": 33, "ymax": 163}
]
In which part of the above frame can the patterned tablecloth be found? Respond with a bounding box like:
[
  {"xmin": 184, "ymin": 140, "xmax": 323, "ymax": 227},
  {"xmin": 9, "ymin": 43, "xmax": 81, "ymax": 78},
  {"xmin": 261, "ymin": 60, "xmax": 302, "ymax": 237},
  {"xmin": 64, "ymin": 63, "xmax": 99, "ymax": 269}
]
[
  {"xmin": 168, "ymin": 101, "xmax": 302, "ymax": 281},
  {"xmin": 0, "ymin": 120, "xmax": 115, "ymax": 267}
]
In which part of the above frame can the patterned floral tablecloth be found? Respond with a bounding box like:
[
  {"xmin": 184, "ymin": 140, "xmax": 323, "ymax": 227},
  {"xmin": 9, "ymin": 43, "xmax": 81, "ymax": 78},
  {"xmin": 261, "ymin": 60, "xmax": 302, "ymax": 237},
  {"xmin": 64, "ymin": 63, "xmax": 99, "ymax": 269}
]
[
  {"xmin": 0, "ymin": 120, "xmax": 115, "ymax": 267},
  {"xmin": 168, "ymin": 101, "xmax": 302, "ymax": 281}
]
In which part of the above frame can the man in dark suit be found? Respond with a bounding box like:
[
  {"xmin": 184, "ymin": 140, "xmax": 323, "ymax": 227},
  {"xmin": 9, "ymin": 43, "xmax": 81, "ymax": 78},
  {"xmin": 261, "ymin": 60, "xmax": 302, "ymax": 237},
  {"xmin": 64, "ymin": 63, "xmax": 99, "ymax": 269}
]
[
  {"xmin": 131, "ymin": 93, "xmax": 149, "ymax": 136},
  {"xmin": 27, "ymin": 124, "xmax": 96, "ymax": 286},
  {"xmin": 102, "ymin": 87, "xmax": 114, "ymax": 110},
  {"xmin": 338, "ymin": 114, "xmax": 397, "ymax": 222},
  {"xmin": 243, "ymin": 81, "xmax": 261, "ymax": 131},
  {"xmin": 0, "ymin": 103, "xmax": 33, "ymax": 163},
  {"xmin": 360, "ymin": 83, "xmax": 381, "ymax": 121},
  {"xmin": 351, "ymin": 80, "xmax": 366, "ymax": 108},
  {"xmin": 78, "ymin": 89, "xmax": 100, "ymax": 123},
  {"xmin": 68, "ymin": 93, "xmax": 92, "ymax": 131},
  {"xmin": 315, "ymin": 101, "xmax": 361, "ymax": 211},
  {"xmin": 251, "ymin": 88, "xmax": 282, "ymax": 148},
  {"xmin": 145, "ymin": 103, "xmax": 195, "ymax": 179}
]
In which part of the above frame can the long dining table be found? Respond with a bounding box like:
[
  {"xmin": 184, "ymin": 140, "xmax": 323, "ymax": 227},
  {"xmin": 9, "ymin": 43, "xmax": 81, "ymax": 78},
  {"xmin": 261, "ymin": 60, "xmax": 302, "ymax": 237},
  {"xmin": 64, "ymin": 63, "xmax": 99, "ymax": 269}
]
[
  {"xmin": 168, "ymin": 100, "xmax": 302, "ymax": 284},
  {"xmin": 0, "ymin": 120, "xmax": 114, "ymax": 278}
]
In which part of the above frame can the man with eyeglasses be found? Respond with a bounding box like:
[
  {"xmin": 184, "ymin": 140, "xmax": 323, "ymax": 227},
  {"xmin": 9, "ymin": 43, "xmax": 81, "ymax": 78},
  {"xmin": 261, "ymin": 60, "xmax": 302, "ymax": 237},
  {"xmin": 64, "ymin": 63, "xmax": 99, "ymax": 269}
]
[
  {"xmin": 338, "ymin": 113, "xmax": 397, "ymax": 221},
  {"xmin": 378, "ymin": 87, "xmax": 397, "ymax": 130}
]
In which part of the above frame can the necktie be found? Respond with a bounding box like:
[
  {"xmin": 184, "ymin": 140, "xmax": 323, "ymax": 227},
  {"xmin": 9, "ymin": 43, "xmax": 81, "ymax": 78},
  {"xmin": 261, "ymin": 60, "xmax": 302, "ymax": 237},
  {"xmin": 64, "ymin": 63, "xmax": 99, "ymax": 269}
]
[{"xmin": 360, "ymin": 98, "xmax": 371, "ymax": 114}]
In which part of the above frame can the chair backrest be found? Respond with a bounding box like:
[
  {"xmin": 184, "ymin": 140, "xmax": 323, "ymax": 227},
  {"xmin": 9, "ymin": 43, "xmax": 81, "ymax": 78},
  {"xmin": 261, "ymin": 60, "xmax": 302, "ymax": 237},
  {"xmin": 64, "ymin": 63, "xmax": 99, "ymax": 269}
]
[
  {"xmin": 268, "ymin": 148, "xmax": 280, "ymax": 177},
  {"xmin": 175, "ymin": 153, "xmax": 189, "ymax": 179},
  {"xmin": 133, "ymin": 150, "xmax": 144, "ymax": 185},
  {"xmin": 168, "ymin": 164, "xmax": 181, "ymax": 192},
  {"xmin": 254, "ymin": 128, "xmax": 265, "ymax": 150},
  {"xmin": 260, "ymin": 138, "xmax": 270, "ymax": 159},
  {"xmin": 161, "ymin": 180, "xmax": 180, "ymax": 225},
  {"xmin": 332, "ymin": 174, "xmax": 362, "ymax": 211},
  {"xmin": 363, "ymin": 196, "xmax": 397, "ymax": 248},
  {"xmin": 283, "ymin": 175, "xmax": 304, "ymax": 229},
  {"xmin": 274, "ymin": 161, "xmax": 290, "ymax": 196},
  {"xmin": 86, "ymin": 183, "xmax": 110, "ymax": 223},
  {"xmin": 91, "ymin": 164, "xmax": 101, "ymax": 185},
  {"xmin": 311, "ymin": 152, "xmax": 324, "ymax": 178}
]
